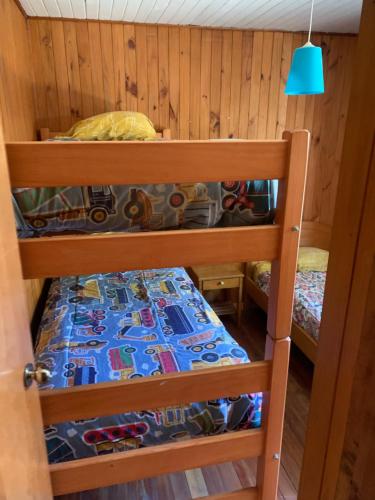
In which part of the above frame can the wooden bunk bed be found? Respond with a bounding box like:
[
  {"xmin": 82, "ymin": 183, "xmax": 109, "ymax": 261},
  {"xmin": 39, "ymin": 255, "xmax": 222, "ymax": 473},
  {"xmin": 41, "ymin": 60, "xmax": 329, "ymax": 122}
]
[
  {"xmin": 244, "ymin": 221, "xmax": 330, "ymax": 364},
  {"xmin": 6, "ymin": 129, "xmax": 309, "ymax": 499}
]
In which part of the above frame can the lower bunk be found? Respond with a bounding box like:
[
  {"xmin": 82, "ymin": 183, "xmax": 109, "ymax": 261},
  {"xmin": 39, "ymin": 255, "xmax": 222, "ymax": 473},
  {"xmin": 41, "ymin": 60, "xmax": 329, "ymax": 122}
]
[{"xmin": 35, "ymin": 266, "xmax": 265, "ymax": 496}]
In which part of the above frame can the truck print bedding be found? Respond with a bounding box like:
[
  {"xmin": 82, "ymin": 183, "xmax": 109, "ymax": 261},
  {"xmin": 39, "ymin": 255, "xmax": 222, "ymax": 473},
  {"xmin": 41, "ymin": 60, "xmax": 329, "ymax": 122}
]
[
  {"xmin": 13, "ymin": 179, "xmax": 277, "ymax": 236},
  {"xmin": 35, "ymin": 267, "xmax": 261, "ymax": 463}
]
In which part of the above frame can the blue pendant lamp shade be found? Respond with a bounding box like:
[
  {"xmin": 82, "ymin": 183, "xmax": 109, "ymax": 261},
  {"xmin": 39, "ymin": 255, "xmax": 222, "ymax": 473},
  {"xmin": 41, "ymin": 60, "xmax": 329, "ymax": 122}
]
[
  {"xmin": 285, "ymin": 0, "xmax": 324, "ymax": 95},
  {"xmin": 285, "ymin": 42, "xmax": 324, "ymax": 95}
]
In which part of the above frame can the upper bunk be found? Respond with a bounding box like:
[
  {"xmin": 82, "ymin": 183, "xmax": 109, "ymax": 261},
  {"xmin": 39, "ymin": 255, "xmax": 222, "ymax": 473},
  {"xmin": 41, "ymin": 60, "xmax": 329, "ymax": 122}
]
[{"xmin": 5, "ymin": 127, "xmax": 309, "ymax": 282}]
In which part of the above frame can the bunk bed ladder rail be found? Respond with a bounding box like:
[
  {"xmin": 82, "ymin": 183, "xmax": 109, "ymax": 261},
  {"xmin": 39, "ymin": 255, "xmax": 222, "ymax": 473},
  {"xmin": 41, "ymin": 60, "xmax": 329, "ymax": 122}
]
[{"xmin": 6, "ymin": 130, "xmax": 309, "ymax": 499}]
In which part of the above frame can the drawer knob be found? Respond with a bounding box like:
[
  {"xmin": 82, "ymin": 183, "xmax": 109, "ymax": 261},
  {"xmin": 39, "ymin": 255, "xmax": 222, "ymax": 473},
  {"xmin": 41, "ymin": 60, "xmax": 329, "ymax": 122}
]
[{"xmin": 218, "ymin": 280, "xmax": 225, "ymax": 286}]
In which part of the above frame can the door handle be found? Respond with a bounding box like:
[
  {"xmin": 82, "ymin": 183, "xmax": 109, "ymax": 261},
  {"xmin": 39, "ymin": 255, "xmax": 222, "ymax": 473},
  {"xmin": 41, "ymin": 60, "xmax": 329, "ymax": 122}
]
[{"xmin": 24, "ymin": 362, "xmax": 52, "ymax": 388}]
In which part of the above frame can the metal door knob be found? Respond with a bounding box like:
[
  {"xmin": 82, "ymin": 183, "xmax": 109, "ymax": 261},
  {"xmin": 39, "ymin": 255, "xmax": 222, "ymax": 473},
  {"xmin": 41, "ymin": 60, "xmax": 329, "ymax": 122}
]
[
  {"xmin": 24, "ymin": 362, "xmax": 52, "ymax": 388},
  {"xmin": 218, "ymin": 281, "xmax": 225, "ymax": 286}
]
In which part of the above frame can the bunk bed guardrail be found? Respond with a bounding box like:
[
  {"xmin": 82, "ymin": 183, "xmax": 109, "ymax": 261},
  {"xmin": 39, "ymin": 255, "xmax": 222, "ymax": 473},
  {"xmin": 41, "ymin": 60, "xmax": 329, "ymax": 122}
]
[{"xmin": 5, "ymin": 129, "xmax": 310, "ymax": 499}]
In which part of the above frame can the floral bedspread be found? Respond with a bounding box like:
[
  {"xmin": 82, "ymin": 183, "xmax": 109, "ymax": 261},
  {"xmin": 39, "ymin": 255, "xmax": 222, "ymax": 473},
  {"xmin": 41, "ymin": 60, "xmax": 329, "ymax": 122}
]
[{"xmin": 255, "ymin": 271, "xmax": 326, "ymax": 341}]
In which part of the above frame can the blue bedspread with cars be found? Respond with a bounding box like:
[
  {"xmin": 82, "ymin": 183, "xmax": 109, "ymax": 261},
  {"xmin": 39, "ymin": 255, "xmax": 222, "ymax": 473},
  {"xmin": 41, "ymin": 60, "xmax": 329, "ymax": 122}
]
[{"xmin": 35, "ymin": 267, "xmax": 262, "ymax": 463}]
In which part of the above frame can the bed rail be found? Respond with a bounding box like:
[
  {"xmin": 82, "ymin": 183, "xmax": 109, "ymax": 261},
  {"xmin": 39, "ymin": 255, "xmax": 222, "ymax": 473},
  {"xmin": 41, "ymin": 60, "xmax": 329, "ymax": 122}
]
[
  {"xmin": 20, "ymin": 225, "xmax": 280, "ymax": 278},
  {"xmin": 6, "ymin": 130, "xmax": 310, "ymax": 498},
  {"xmin": 7, "ymin": 139, "xmax": 288, "ymax": 187},
  {"xmin": 41, "ymin": 361, "xmax": 271, "ymax": 425},
  {"xmin": 51, "ymin": 429, "xmax": 263, "ymax": 496}
]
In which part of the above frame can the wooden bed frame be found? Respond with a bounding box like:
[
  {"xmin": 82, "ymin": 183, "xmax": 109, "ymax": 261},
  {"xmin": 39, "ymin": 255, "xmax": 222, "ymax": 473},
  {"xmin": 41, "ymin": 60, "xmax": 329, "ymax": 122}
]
[
  {"xmin": 6, "ymin": 128, "xmax": 309, "ymax": 499},
  {"xmin": 244, "ymin": 221, "xmax": 331, "ymax": 364}
]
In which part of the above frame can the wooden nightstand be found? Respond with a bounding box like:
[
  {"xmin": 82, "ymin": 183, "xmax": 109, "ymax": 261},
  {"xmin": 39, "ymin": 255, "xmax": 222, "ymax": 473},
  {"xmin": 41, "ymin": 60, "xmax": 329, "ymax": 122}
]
[{"xmin": 188, "ymin": 264, "xmax": 244, "ymax": 325}]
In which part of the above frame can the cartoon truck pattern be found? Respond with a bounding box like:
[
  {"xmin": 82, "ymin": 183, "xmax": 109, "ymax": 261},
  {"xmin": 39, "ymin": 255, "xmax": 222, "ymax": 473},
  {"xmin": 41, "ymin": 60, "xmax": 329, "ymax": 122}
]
[
  {"xmin": 144, "ymin": 344, "xmax": 179, "ymax": 375},
  {"xmin": 108, "ymin": 346, "xmax": 142, "ymax": 380},
  {"xmin": 20, "ymin": 185, "xmax": 116, "ymax": 229},
  {"xmin": 82, "ymin": 423, "xmax": 149, "ymax": 455},
  {"xmin": 191, "ymin": 351, "xmax": 245, "ymax": 370},
  {"xmin": 63, "ymin": 357, "xmax": 97, "ymax": 387},
  {"xmin": 161, "ymin": 305, "xmax": 194, "ymax": 335},
  {"xmin": 179, "ymin": 331, "xmax": 225, "ymax": 352},
  {"xmin": 117, "ymin": 308, "xmax": 155, "ymax": 337},
  {"xmin": 69, "ymin": 279, "xmax": 103, "ymax": 305},
  {"xmin": 49, "ymin": 339, "xmax": 108, "ymax": 354},
  {"xmin": 105, "ymin": 287, "xmax": 129, "ymax": 311},
  {"xmin": 45, "ymin": 426, "xmax": 75, "ymax": 463},
  {"xmin": 123, "ymin": 188, "xmax": 163, "ymax": 230},
  {"xmin": 71, "ymin": 309, "xmax": 106, "ymax": 336}
]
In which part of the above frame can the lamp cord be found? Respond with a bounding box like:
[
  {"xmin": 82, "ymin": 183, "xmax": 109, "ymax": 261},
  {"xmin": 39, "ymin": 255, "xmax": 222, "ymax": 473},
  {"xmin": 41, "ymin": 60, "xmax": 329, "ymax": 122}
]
[{"xmin": 308, "ymin": 0, "xmax": 314, "ymax": 43}]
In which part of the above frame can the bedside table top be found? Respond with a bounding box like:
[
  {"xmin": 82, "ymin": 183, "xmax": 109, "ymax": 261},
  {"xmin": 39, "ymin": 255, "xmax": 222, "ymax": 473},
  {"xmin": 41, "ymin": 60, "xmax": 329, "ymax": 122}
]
[{"xmin": 190, "ymin": 264, "xmax": 244, "ymax": 281}]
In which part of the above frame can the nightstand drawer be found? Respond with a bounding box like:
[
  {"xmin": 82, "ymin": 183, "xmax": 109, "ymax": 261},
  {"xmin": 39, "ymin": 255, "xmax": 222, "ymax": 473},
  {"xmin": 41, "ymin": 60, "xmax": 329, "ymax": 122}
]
[{"xmin": 202, "ymin": 277, "xmax": 241, "ymax": 291}]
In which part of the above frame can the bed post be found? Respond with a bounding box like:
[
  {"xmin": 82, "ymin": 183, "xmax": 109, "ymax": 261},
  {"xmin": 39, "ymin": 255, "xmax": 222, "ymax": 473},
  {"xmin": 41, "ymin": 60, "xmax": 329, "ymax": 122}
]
[{"xmin": 257, "ymin": 130, "xmax": 310, "ymax": 499}]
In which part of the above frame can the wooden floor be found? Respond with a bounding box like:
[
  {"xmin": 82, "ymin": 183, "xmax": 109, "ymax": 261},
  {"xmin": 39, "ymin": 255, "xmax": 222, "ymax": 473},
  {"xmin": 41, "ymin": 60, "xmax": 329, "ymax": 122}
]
[{"xmin": 57, "ymin": 304, "xmax": 313, "ymax": 500}]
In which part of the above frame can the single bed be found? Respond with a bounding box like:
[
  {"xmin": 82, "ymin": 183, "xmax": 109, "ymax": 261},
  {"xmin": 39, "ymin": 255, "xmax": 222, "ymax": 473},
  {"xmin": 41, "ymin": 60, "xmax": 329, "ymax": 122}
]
[
  {"xmin": 35, "ymin": 266, "xmax": 261, "ymax": 463},
  {"xmin": 244, "ymin": 222, "xmax": 331, "ymax": 363}
]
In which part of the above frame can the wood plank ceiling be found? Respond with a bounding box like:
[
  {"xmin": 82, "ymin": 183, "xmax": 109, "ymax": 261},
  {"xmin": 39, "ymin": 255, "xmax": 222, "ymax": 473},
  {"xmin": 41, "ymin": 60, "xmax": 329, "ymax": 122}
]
[{"xmin": 20, "ymin": 0, "xmax": 361, "ymax": 33}]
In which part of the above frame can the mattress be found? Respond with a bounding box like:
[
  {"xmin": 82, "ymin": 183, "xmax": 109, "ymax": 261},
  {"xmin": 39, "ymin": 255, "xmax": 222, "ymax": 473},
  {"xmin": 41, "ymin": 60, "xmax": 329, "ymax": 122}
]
[
  {"xmin": 35, "ymin": 267, "xmax": 261, "ymax": 463},
  {"xmin": 254, "ymin": 270, "xmax": 326, "ymax": 341},
  {"xmin": 13, "ymin": 180, "xmax": 277, "ymax": 237}
]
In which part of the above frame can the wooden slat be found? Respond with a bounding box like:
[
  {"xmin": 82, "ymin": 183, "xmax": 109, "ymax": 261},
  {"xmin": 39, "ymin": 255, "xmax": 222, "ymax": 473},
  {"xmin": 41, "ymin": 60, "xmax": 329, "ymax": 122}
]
[
  {"xmin": 20, "ymin": 225, "xmax": 280, "ymax": 279},
  {"xmin": 50, "ymin": 429, "xmax": 264, "ymax": 496},
  {"xmin": 7, "ymin": 140, "xmax": 288, "ymax": 187},
  {"xmin": 197, "ymin": 487, "xmax": 259, "ymax": 500},
  {"xmin": 41, "ymin": 361, "xmax": 270, "ymax": 425}
]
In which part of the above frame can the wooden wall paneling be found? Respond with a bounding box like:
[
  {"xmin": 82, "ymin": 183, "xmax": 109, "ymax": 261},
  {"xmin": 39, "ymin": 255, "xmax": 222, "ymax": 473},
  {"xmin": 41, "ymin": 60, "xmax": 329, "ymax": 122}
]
[
  {"xmin": 199, "ymin": 29, "xmax": 212, "ymax": 140},
  {"xmin": 37, "ymin": 20, "xmax": 60, "ymax": 131},
  {"xmin": 99, "ymin": 23, "xmax": 116, "ymax": 113},
  {"xmin": 228, "ymin": 30, "xmax": 242, "ymax": 139},
  {"xmin": 28, "ymin": 20, "xmax": 48, "ymax": 129},
  {"xmin": 257, "ymin": 32, "xmax": 273, "ymax": 139},
  {"xmin": 50, "ymin": 21, "xmax": 71, "ymax": 131},
  {"xmin": 168, "ymin": 26, "xmax": 180, "ymax": 138},
  {"xmin": 179, "ymin": 27, "xmax": 190, "ymax": 139},
  {"xmin": 63, "ymin": 22, "xmax": 82, "ymax": 122},
  {"xmin": 111, "ymin": 23, "xmax": 126, "ymax": 111},
  {"xmin": 146, "ymin": 25, "xmax": 159, "ymax": 127},
  {"xmin": 87, "ymin": 22, "xmax": 105, "ymax": 117},
  {"xmin": 266, "ymin": 32, "xmax": 283, "ymax": 139},
  {"xmin": 75, "ymin": 21, "xmax": 94, "ymax": 117},
  {"xmin": 220, "ymin": 30, "xmax": 232, "ymax": 138},
  {"xmin": 248, "ymin": 31, "xmax": 263, "ymax": 139},
  {"xmin": 190, "ymin": 28, "xmax": 201, "ymax": 140},
  {"xmin": 238, "ymin": 31, "xmax": 253, "ymax": 139},
  {"xmin": 285, "ymin": 34, "xmax": 301, "ymax": 131},
  {"xmin": 276, "ymin": 32, "xmax": 292, "ymax": 139},
  {"xmin": 294, "ymin": 37, "xmax": 307, "ymax": 129},
  {"xmin": 123, "ymin": 24, "xmax": 138, "ymax": 112},
  {"xmin": 318, "ymin": 36, "xmax": 348, "ymax": 227},
  {"xmin": 158, "ymin": 26, "xmax": 170, "ymax": 131},
  {"xmin": 227, "ymin": 31, "xmax": 242, "ymax": 139},
  {"xmin": 209, "ymin": 29, "xmax": 222, "ymax": 139},
  {"xmin": 135, "ymin": 25, "xmax": 148, "ymax": 115}
]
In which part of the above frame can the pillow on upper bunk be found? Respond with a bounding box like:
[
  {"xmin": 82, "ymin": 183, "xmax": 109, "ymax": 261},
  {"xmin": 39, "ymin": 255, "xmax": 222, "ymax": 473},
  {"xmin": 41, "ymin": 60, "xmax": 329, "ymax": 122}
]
[
  {"xmin": 297, "ymin": 247, "xmax": 329, "ymax": 272},
  {"xmin": 57, "ymin": 111, "xmax": 157, "ymax": 141}
]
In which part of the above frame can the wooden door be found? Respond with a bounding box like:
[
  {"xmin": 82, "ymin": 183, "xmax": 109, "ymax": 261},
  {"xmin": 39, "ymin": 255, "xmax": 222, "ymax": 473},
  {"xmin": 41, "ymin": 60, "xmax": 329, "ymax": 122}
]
[
  {"xmin": 0, "ymin": 117, "xmax": 52, "ymax": 496},
  {"xmin": 299, "ymin": 0, "xmax": 374, "ymax": 498}
]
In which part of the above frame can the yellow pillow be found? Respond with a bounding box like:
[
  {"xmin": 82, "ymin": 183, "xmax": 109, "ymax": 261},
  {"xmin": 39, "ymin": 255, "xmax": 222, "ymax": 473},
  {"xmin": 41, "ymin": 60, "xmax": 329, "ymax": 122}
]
[
  {"xmin": 59, "ymin": 111, "xmax": 157, "ymax": 141},
  {"xmin": 297, "ymin": 247, "xmax": 329, "ymax": 272},
  {"xmin": 250, "ymin": 261, "xmax": 272, "ymax": 281}
]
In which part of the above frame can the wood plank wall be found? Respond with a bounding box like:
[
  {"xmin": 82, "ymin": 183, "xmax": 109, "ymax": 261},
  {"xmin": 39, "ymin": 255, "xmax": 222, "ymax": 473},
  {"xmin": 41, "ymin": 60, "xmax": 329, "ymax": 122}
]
[
  {"xmin": 0, "ymin": 0, "xmax": 44, "ymax": 320},
  {"xmin": 27, "ymin": 19, "xmax": 355, "ymax": 227}
]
